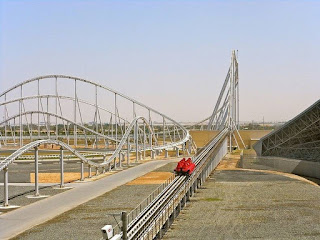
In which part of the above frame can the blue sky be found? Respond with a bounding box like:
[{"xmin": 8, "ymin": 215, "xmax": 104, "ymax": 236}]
[{"xmin": 1, "ymin": 0, "xmax": 319, "ymax": 122}]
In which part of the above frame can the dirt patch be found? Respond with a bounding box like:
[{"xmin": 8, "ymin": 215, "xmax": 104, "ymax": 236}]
[
  {"xmin": 202, "ymin": 197, "xmax": 223, "ymax": 202},
  {"xmin": 216, "ymin": 153, "xmax": 240, "ymax": 170},
  {"xmin": 30, "ymin": 172, "xmax": 96, "ymax": 183},
  {"xmin": 127, "ymin": 172, "xmax": 174, "ymax": 185}
]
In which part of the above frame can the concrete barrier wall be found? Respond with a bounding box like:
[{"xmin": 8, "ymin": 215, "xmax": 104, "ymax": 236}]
[{"xmin": 256, "ymin": 157, "xmax": 320, "ymax": 179}]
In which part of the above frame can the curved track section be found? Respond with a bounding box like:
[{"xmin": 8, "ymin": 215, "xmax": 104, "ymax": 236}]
[
  {"xmin": 0, "ymin": 74, "xmax": 195, "ymax": 207},
  {"xmin": 0, "ymin": 139, "xmax": 102, "ymax": 172},
  {"xmin": 0, "ymin": 74, "xmax": 193, "ymax": 157}
]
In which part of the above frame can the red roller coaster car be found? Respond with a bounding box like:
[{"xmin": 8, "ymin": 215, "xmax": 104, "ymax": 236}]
[{"xmin": 174, "ymin": 158, "xmax": 196, "ymax": 176}]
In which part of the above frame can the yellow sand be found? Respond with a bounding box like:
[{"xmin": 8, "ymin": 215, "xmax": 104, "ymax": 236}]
[{"xmin": 127, "ymin": 172, "xmax": 174, "ymax": 185}]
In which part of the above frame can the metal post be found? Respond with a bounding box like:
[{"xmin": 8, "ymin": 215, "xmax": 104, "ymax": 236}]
[
  {"xmin": 60, "ymin": 147, "xmax": 64, "ymax": 188},
  {"xmin": 55, "ymin": 77, "xmax": 58, "ymax": 140},
  {"xmin": 122, "ymin": 211, "xmax": 128, "ymax": 240},
  {"xmin": 162, "ymin": 117, "xmax": 165, "ymax": 146},
  {"xmin": 38, "ymin": 80, "xmax": 40, "ymax": 138},
  {"xmin": 19, "ymin": 86, "xmax": 22, "ymax": 147},
  {"xmin": 143, "ymin": 123, "xmax": 146, "ymax": 159},
  {"xmin": 229, "ymin": 132, "xmax": 232, "ymax": 152},
  {"xmin": 47, "ymin": 97, "xmax": 50, "ymax": 139},
  {"xmin": 165, "ymin": 149, "xmax": 168, "ymax": 158},
  {"xmin": 74, "ymin": 80, "xmax": 77, "ymax": 147},
  {"xmin": 34, "ymin": 146, "xmax": 39, "ymax": 196},
  {"xmin": 135, "ymin": 121, "xmax": 138, "ymax": 162},
  {"xmin": 80, "ymin": 161, "xmax": 84, "ymax": 181},
  {"xmin": 89, "ymin": 165, "xmax": 92, "ymax": 178},
  {"xmin": 3, "ymin": 167, "xmax": 8, "ymax": 207},
  {"xmin": 95, "ymin": 86, "xmax": 98, "ymax": 148},
  {"xmin": 186, "ymin": 188, "xmax": 190, "ymax": 201},
  {"xmin": 127, "ymin": 136, "xmax": 130, "ymax": 165},
  {"xmin": 4, "ymin": 94, "xmax": 7, "ymax": 146},
  {"xmin": 115, "ymin": 94, "xmax": 118, "ymax": 150},
  {"xmin": 30, "ymin": 113, "xmax": 33, "ymax": 142}
]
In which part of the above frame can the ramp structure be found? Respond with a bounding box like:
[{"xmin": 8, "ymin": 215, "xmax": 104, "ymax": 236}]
[
  {"xmin": 254, "ymin": 99, "xmax": 320, "ymax": 161},
  {"xmin": 189, "ymin": 50, "xmax": 245, "ymax": 150}
]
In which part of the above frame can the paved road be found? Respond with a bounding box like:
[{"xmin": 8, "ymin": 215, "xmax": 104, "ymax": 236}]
[{"xmin": 0, "ymin": 159, "xmax": 176, "ymax": 240}]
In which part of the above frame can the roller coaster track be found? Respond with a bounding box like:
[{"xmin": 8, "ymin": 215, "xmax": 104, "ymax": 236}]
[
  {"xmin": 0, "ymin": 74, "xmax": 196, "ymax": 207},
  {"xmin": 116, "ymin": 129, "xmax": 229, "ymax": 240}
]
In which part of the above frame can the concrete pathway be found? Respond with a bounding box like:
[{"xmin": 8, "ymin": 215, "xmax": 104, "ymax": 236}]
[{"xmin": 0, "ymin": 159, "xmax": 176, "ymax": 240}]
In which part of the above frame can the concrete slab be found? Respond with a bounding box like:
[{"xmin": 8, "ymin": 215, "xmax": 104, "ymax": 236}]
[{"xmin": 164, "ymin": 155, "xmax": 320, "ymax": 240}]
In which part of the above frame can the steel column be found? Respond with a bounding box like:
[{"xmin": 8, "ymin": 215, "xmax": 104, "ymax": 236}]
[
  {"xmin": 80, "ymin": 161, "xmax": 84, "ymax": 181},
  {"xmin": 3, "ymin": 167, "xmax": 8, "ymax": 207},
  {"xmin": 74, "ymin": 80, "xmax": 77, "ymax": 147},
  {"xmin": 127, "ymin": 136, "xmax": 130, "ymax": 165},
  {"xmin": 60, "ymin": 147, "xmax": 64, "ymax": 188},
  {"xmin": 135, "ymin": 121, "xmax": 138, "ymax": 162},
  {"xmin": 122, "ymin": 211, "xmax": 128, "ymax": 240},
  {"xmin": 34, "ymin": 146, "xmax": 39, "ymax": 196}
]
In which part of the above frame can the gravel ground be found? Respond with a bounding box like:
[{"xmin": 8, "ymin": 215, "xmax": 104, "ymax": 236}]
[
  {"xmin": 10, "ymin": 162, "xmax": 176, "ymax": 240},
  {"xmin": 163, "ymin": 169, "xmax": 320, "ymax": 240}
]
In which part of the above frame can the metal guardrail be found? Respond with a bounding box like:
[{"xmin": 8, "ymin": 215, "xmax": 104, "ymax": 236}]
[{"xmin": 127, "ymin": 174, "xmax": 176, "ymax": 224}]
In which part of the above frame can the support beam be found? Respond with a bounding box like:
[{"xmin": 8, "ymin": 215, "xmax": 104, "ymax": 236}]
[
  {"xmin": 165, "ymin": 149, "xmax": 168, "ymax": 158},
  {"xmin": 3, "ymin": 167, "xmax": 8, "ymax": 207},
  {"xmin": 176, "ymin": 147, "xmax": 180, "ymax": 157},
  {"xmin": 80, "ymin": 161, "xmax": 84, "ymax": 181},
  {"xmin": 60, "ymin": 147, "xmax": 64, "ymax": 188},
  {"xmin": 135, "ymin": 121, "xmax": 138, "ymax": 162},
  {"xmin": 34, "ymin": 146, "xmax": 39, "ymax": 196},
  {"xmin": 127, "ymin": 136, "xmax": 130, "ymax": 166},
  {"xmin": 122, "ymin": 211, "xmax": 128, "ymax": 240},
  {"xmin": 89, "ymin": 165, "xmax": 92, "ymax": 177}
]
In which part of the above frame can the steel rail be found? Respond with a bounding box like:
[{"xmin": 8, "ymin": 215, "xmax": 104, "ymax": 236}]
[
  {"xmin": 0, "ymin": 95, "xmax": 130, "ymax": 124},
  {"xmin": 127, "ymin": 176, "xmax": 186, "ymax": 239},
  {"xmin": 0, "ymin": 116, "xmax": 189, "ymax": 173},
  {"xmin": 0, "ymin": 139, "xmax": 102, "ymax": 172},
  {"xmin": 137, "ymin": 130, "xmax": 228, "ymax": 240},
  {"xmin": 0, "ymin": 111, "xmax": 119, "ymax": 142},
  {"xmin": 104, "ymin": 116, "xmax": 158, "ymax": 164},
  {"xmin": 124, "ymin": 128, "xmax": 228, "ymax": 240}
]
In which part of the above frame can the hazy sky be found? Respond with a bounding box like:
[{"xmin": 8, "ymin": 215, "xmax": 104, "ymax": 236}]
[{"xmin": 1, "ymin": 0, "xmax": 319, "ymax": 122}]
